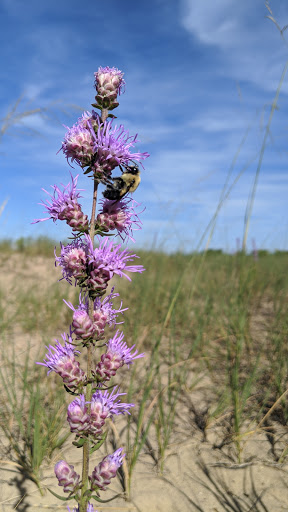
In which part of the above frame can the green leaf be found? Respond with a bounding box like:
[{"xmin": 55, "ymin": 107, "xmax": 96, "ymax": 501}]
[
  {"xmin": 91, "ymin": 493, "xmax": 122, "ymax": 503},
  {"xmin": 47, "ymin": 488, "xmax": 76, "ymax": 501},
  {"xmin": 89, "ymin": 431, "xmax": 107, "ymax": 454},
  {"xmin": 73, "ymin": 437, "xmax": 86, "ymax": 448}
]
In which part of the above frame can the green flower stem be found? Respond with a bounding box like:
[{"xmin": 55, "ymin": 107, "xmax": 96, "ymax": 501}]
[
  {"xmin": 80, "ymin": 106, "xmax": 107, "ymax": 511},
  {"xmin": 80, "ymin": 176, "xmax": 99, "ymax": 512}
]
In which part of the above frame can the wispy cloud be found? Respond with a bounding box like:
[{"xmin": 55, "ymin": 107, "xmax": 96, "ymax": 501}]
[{"xmin": 180, "ymin": 0, "xmax": 288, "ymax": 92}]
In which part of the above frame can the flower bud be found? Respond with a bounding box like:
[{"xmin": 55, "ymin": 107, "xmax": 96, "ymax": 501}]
[
  {"xmin": 39, "ymin": 338, "xmax": 86, "ymax": 389},
  {"xmin": 87, "ymin": 268, "xmax": 110, "ymax": 297},
  {"xmin": 54, "ymin": 460, "xmax": 80, "ymax": 493},
  {"xmin": 57, "ymin": 356, "xmax": 86, "ymax": 388},
  {"xmin": 95, "ymin": 351, "xmax": 123, "ymax": 382},
  {"xmin": 92, "ymin": 308, "xmax": 108, "ymax": 338},
  {"xmin": 94, "ymin": 331, "xmax": 144, "ymax": 382},
  {"xmin": 93, "ymin": 67, "xmax": 125, "ymax": 111},
  {"xmin": 61, "ymin": 123, "xmax": 95, "ymax": 167},
  {"xmin": 66, "ymin": 206, "xmax": 89, "ymax": 231},
  {"xmin": 72, "ymin": 309, "xmax": 95, "ymax": 339},
  {"xmin": 89, "ymin": 448, "xmax": 125, "ymax": 491},
  {"xmin": 62, "ymin": 247, "xmax": 87, "ymax": 279},
  {"xmin": 67, "ymin": 395, "xmax": 90, "ymax": 434}
]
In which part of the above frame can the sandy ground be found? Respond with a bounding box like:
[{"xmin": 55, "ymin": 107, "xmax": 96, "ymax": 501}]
[
  {"xmin": 1, "ymin": 255, "xmax": 288, "ymax": 511},
  {"xmin": 2, "ymin": 431, "xmax": 288, "ymax": 511}
]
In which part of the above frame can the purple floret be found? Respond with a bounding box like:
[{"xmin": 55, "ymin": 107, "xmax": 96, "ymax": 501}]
[
  {"xmin": 32, "ymin": 173, "xmax": 87, "ymax": 229},
  {"xmin": 107, "ymin": 330, "xmax": 145, "ymax": 366},
  {"xmin": 86, "ymin": 235, "xmax": 145, "ymax": 282},
  {"xmin": 89, "ymin": 118, "xmax": 149, "ymax": 177}
]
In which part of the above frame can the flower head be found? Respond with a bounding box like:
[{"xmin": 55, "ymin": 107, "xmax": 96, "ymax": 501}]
[
  {"xmin": 60, "ymin": 109, "xmax": 149, "ymax": 181},
  {"xmin": 54, "ymin": 460, "xmax": 80, "ymax": 493},
  {"xmin": 89, "ymin": 118, "xmax": 149, "ymax": 179},
  {"xmin": 86, "ymin": 235, "xmax": 145, "ymax": 292},
  {"xmin": 32, "ymin": 173, "xmax": 88, "ymax": 231},
  {"xmin": 94, "ymin": 66, "xmax": 125, "ymax": 110},
  {"xmin": 89, "ymin": 387, "xmax": 133, "ymax": 435},
  {"xmin": 37, "ymin": 333, "xmax": 86, "ymax": 388},
  {"xmin": 56, "ymin": 235, "xmax": 144, "ymax": 296},
  {"xmin": 55, "ymin": 238, "xmax": 88, "ymax": 285},
  {"xmin": 67, "ymin": 394, "xmax": 90, "ymax": 433},
  {"xmin": 67, "ymin": 387, "xmax": 133, "ymax": 436},
  {"xmin": 60, "ymin": 121, "xmax": 96, "ymax": 168},
  {"xmin": 97, "ymin": 198, "xmax": 143, "ymax": 243},
  {"xmin": 95, "ymin": 330, "xmax": 144, "ymax": 381},
  {"xmin": 64, "ymin": 289, "xmax": 127, "ymax": 341},
  {"xmin": 89, "ymin": 448, "xmax": 125, "ymax": 491}
]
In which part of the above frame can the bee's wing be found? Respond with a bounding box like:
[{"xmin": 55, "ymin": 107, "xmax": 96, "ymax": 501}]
[{"xmin": 111, "ymin": 177, "xmax": 124, "ymax": 190}]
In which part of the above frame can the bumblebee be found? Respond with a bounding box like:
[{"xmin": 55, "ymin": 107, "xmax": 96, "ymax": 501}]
[{"xmin": 103, "ymin": 164, "xmax": 141, "ymax": 201}]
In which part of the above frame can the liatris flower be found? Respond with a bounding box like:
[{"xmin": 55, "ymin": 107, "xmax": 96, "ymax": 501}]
[
  {"xmin": 89, "ymin": 448, "xmax": 125, "ymax": 492},
  {"xmin": 67, "ymin": 387, "xmax": 133, "ymax": 436},
  {"xmin": 61, "ymin": 122, "xmax": 95, "ymax": 168},
  {"xmin": 67, "ymin": 394, "xmax": 91, "ymax": 434},
  {"xmin": 64, "ymin": 289, "xmax": 127, "ymax": 341},
  {"xmin": 86, "ymin": 235, "xmax": 145, "ymax": 297},
  {"xmin": 89, "ymin": 118, "xmax": 149, "ymax": 179},
  {"xmin": 54, "ymin": 460, "xmax": 80, "ymax": 493},
  {"xmin": 70, "ymin": 307, "xmax": 95, "ymax": 340},
  {"xmin": 32, "ymin": 173, "xmax": 89, "ymax": 231},
  {"xmin": 89, "ymin": 387, "xmax": 133, "ymax": 435},
  {"xmin": 91, "ymin": 291, "xmax": 127, "ymax": 335},
  {"xmin": 38, "ymin": 334, "xmax": 86, "ymax": 388},
  {"xmin": 93, "ymin": 66, "xmax": 125, "ymax": 111},
  {"xmin": 96, "ymin": 198, "xmax": 143, "ymax": 243},
  {"xmin": 95, "ymin": 330, "xmax": 144, "ymax": 382},
  {"xmin": 55, "ymin": 238, "xmax": 88, "ymax": 285},
  {"xmin": 60, "ymin": 111, "xmax": 149, "ymax": 182}
]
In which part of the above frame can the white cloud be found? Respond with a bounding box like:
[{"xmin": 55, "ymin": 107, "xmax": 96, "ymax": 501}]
[
  {"xmin": 179, "ymin": 0, "xmax": 288, "ymax": 92},
  {"xmin": 180, "ymin": 0, "xmax": 247, "ymax": 48}
]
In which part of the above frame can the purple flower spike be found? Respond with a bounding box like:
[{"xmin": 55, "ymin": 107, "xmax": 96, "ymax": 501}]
[
  {"xmin": 54, "ymin": 460, "xmax": 80, "ymax": 493},
  {"xmin": 38, "ymin": 333, "xmax": 86, "ymax": 388},
  {"xmin": 89, "ymin": 448, "xmax": 125, "ymax": 491},
  {"xmin": 95, "ymin": 330, "xmax": 144, "ymax": 381},
  {"xmin": 32, "ymin": 173, "xmax": 88, "ymax": 231},
  {"xmin": 94, "ymin": 66, "xmax": 125, "ymax": 110},
  {"xmin": 97, "ymin": 198, "xmax": 144, "ymax": 243}
]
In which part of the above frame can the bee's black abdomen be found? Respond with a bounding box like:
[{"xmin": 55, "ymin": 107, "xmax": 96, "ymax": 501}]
[
  {"xmin": 103, "ymin": 177, "xmax": 125, "ymax": 200},
  {"xmin": 103, "ymin": 188, "xmax": 120, "ymax": 200}
]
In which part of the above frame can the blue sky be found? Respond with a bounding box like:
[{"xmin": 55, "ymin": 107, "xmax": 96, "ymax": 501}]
[{"xmin": 0, "ymin": 0, "xmax": 288, "ymax": 252}]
